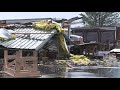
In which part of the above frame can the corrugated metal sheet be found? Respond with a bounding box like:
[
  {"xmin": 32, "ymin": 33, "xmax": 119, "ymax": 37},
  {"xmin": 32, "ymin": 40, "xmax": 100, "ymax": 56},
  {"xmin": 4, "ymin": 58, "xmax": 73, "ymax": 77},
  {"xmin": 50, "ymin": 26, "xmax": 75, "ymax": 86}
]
[
  {"xmin": 5, "ymin": 18, "xmax": 52, "ymax": 24},
  {"xmin": 14, "ymin": 28, "xmax": 55, "ymax": 40},
  {"xmin": 0, "ymin": 27, "xmax": 56, "ymax": 51}
]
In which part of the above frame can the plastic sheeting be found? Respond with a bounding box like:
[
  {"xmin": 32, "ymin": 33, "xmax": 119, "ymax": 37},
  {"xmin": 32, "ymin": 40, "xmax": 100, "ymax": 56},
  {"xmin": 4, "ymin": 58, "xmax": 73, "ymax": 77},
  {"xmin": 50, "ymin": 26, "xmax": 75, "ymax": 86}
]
[
  {"xmin": 110, "ymin": 49, "xmax": 120, "ymax": 53},
  {"xmin": 0, "ymin": 28, "xmax": 11, "ymax": 39},
  {"xmin": 0, "ymin": 28, "xmax": 16, "ymax": 41}
]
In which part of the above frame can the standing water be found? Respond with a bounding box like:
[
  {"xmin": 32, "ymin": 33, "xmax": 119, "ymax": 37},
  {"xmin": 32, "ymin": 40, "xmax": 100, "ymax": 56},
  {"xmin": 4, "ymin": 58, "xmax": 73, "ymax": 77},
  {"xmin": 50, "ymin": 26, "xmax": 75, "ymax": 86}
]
[
  {"xmin": 40, "ymin": 67, "xmax": 120, "ymax": 78},
  {"xmin": 40, "ymin": 55, "xmax": 120, "ymax": 78}
]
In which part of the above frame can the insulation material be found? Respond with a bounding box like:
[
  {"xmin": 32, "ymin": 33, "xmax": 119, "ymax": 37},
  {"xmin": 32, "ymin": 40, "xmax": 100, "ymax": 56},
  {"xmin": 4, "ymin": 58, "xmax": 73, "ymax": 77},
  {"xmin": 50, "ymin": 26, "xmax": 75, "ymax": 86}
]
[{"xmin": 32, "ymin": 21, "xmax": 70, "ymax": 56}]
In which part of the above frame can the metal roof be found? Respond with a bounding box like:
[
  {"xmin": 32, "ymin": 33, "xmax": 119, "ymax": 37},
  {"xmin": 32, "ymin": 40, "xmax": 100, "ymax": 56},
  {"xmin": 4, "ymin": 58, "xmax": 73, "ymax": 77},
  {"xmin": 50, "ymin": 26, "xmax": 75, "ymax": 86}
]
[
  {"xmin": 0, "ymin": 27, "xmax": 56, "ymax": 51},
  {"xmin": 71, "ymin": 26, "xmax": 116, "ymax": 31},
  {"xmin": 0, "ymin": 18, "xmax": 52, "ymax": 24},
  {"xmin": 14, "ymin": 28, "xmax": 55, "ymax": 40}
]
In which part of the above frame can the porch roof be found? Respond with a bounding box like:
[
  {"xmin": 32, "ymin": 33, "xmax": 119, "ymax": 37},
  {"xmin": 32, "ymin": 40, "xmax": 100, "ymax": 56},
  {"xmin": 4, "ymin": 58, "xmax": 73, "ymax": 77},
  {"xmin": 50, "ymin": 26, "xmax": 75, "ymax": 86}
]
[{"xmin": 0, "ymin": 27, "xmax": 56, "ymax": 51}]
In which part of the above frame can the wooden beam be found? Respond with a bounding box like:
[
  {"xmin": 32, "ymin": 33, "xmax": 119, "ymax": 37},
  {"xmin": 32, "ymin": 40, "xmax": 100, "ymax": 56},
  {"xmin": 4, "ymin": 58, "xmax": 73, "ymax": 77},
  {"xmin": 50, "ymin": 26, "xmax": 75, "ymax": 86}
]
[
  {"xmin": 4, "ymin": 49, "xmax": 8, "ymax": 67},
  {"xmin": 4, "ymin": 50, "xmax": 40, "ymax": 77},
  {"xmin": 33, "ymin": 51, "xmax": 37, "ymax": 57},
  {"xmin": 19, "ymin": 50, "xmax": 22, "ymax": 58},
  {"xmin": 99, "ymin": 32, "xmax": 101, "ymax": 43},
  {"xmin": 8, "ymin": 60, "xmax": 15, "ymax": 68},
  {"xmin": 8, "ymin": 55, "xmax": 16, "ymax": 60},
  {"xmin": 15, "ymin": 51, "xmax": 21, "ymax": 71},
  {"xmin": 85, "ymin": 32, "xmax": 87, "ymax": 42},
  {"xmin": 33, "ymin": 51, "xmax": 38, "ymax": 71}
]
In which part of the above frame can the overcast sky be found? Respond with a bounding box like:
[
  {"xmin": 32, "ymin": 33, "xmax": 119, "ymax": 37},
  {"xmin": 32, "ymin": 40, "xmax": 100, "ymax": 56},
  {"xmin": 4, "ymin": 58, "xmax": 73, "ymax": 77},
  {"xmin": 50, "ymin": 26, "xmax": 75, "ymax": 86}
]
[{"xmin": 0, "ymin": 12, "xmax": 82, "ymax": 20}]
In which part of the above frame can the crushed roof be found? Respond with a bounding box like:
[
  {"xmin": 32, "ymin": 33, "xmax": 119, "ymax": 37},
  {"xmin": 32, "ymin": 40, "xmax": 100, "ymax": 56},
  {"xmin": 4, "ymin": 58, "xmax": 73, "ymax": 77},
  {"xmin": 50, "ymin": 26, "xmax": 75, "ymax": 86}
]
[{"xmin": 0, "ymin": 27, "xmax": 57, "ymax": 51}]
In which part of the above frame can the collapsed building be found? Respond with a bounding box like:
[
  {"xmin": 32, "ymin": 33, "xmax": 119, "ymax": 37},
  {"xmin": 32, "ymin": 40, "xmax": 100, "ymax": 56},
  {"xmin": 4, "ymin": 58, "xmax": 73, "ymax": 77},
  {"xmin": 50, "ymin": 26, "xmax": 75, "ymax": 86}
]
[{"xmin": 0, "ymin": 19, "xmax": 70, "ymax": 77}]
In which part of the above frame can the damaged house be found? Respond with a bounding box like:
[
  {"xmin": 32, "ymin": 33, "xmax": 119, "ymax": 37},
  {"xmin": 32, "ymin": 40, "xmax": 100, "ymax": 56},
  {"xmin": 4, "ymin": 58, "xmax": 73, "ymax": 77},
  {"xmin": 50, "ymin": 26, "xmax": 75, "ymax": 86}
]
[{"xmin": 0, "ymin": 20, "xmax": 70, "ymax": 77}]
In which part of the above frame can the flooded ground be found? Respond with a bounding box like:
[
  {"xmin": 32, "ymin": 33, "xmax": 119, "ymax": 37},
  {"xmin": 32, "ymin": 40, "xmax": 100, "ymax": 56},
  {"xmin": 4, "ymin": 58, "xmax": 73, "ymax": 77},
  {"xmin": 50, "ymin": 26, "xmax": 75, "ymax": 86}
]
[
  {"xmin": 83, "ymin": 68, "xmax": 120, "ymax": 78},
  {"xmin": 40, "ymin": 67, "xmax": 120, "ymax": 78},
  {"xmin": 1, "ymin": 67, "xmax": 120, "ymax": 78},
  {"xmin": 1, "ymin": 56, "xmax": 120, "ymax": 78}
]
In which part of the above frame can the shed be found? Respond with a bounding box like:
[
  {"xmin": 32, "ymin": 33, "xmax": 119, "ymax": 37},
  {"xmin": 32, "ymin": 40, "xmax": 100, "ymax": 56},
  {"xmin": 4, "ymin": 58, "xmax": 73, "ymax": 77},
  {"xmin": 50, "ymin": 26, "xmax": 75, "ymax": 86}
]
[
  {"xmin": 0, "ymin": 27, "xmax": 67, "ymax": 77},
  {"xmin": 71, "ymin": 27, "xmax": 116, "ymax": 43}
]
